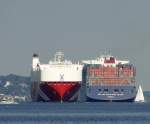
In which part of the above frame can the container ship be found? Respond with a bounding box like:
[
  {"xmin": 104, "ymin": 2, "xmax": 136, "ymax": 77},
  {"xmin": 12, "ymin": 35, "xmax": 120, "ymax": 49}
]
[
  {"xmin": 31, "ymin": 52, "xmax": 83, "ymax": 102},
  {"xmin": 82, "ymin": 55, "xmax": 137, "ymax": 102}
]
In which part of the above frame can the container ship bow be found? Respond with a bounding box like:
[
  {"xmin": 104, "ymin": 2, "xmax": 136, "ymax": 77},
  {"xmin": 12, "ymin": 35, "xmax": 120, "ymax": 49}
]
[
  {"xmin": 82, "ymin": 55, "xmax": 137, "ymax": 102},
  {"xmin": 31, "ymin": 52, "xmax": 83, "ymax": 102}
]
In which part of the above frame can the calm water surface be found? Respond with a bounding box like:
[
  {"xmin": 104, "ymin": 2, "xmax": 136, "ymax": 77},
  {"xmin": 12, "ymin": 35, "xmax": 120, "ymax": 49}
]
[{"xmin": 0, "ymin": 92, "xmax": 150, "ymax": 124}]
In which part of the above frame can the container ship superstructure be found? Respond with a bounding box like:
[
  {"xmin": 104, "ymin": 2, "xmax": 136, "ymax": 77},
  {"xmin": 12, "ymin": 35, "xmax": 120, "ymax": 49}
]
[
  {"xmin": 31, "ymin": 52, "xmax": 83, "ymax": 102},
  {"xmin": 82, "ymin": 55, "xmax": 137, "ymax": 102}
]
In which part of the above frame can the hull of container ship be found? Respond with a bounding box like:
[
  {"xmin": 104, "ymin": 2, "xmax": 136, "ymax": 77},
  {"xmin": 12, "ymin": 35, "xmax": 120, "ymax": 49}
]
[
  {"xmin": 86, "ymin": 85, "xmax": 137, "ymax": 102},
  {"xmin": 31, "ymin": 81, "xmax": 81, "ymax": 102}
]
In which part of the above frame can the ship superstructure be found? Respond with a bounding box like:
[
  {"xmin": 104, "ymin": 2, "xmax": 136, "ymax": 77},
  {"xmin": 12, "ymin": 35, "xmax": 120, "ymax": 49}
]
[
  {"xmin": 31, "ymin": 52, "xmax": 83, "ymax": 102},
  {"xmin": 82, "ymin": 55, "xmax": 137, "ymax": 102}
]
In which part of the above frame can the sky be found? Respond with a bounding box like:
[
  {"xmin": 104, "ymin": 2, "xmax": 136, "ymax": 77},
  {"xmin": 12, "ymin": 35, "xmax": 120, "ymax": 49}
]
[{"xmin": 0, "ymin": 0, "xmax": 150, "ymax": 90}]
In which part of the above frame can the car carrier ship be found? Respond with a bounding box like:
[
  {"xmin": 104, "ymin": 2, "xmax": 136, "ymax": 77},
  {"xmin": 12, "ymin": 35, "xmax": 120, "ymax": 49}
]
[
  {"xmin": 31, "ymin": 52, "xmax": 83, "ymax": 102},
  {"xmin": 82, "ymin": 55, "xmax": 137, "ymax": 102}
]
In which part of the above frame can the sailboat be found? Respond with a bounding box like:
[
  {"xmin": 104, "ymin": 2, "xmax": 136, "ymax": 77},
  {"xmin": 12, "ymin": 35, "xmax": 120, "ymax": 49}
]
[{"xmin": 134, "ymin": 85, "xmax": 145, "ymax": 102}]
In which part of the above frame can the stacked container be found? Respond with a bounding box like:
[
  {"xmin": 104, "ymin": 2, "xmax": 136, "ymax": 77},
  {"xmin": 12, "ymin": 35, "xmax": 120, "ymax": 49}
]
[{"xmin": 86, "ymin": 63, "xmax": 136, "ymax": 86}]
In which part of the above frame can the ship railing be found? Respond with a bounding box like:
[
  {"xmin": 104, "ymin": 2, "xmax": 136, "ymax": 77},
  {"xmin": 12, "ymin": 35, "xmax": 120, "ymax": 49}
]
[
  {"xmin": 87, "ymin": 77, "xmax": 135, "ymax": 79},
  {"xmin": 87, "ymin": 83, "xmax": 136, "ymax": 86}
]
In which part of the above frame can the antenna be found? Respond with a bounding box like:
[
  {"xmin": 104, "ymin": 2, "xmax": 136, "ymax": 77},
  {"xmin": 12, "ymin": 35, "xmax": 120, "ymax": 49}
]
[{"xmin": 108, "ymin": 49, "xmax": 111, "ymax": 56}]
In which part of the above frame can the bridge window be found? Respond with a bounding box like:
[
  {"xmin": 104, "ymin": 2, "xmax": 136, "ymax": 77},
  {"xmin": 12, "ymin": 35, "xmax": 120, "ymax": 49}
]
[
  {"xmin": 98, "ymin": 89, "xmax": 101, "ymax": 92},
  {"xmin": 114, "ymin": 89, "xmax": 119, "ymax": 92}
]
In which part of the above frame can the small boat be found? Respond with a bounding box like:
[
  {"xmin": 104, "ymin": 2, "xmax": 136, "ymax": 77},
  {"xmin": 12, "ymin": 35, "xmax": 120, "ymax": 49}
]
[
  {"xmin": 0, "ymin": 98, "xmax": 18, "ymax": 104},
  {"xmin": 134, "ymin": 85, "xmax": 145, "ymax": 102}
]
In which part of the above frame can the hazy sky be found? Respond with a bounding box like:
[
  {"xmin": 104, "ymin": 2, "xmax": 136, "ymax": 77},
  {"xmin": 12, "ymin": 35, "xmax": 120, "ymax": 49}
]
[{"xmin": 0, "ymin": 0, "xmax": 150, "ymax": 90}]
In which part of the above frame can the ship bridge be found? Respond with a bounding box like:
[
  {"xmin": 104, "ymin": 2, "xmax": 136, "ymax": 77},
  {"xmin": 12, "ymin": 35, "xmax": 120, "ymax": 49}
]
[{"xmin": 49, "ymin": 51, "xmax": 72, "ymax": 65}]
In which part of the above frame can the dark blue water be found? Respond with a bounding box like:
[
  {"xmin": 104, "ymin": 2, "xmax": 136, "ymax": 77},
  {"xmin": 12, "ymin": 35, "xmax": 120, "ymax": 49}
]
[{"xmin": 0, "ymin": 92, "xmax": 150, "ymax": 124}]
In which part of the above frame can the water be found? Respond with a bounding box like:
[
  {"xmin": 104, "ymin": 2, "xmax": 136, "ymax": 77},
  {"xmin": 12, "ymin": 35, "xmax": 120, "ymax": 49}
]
[{"xmin": 0, "ymin": 92, "xmax": 150, "ymax": 124}]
